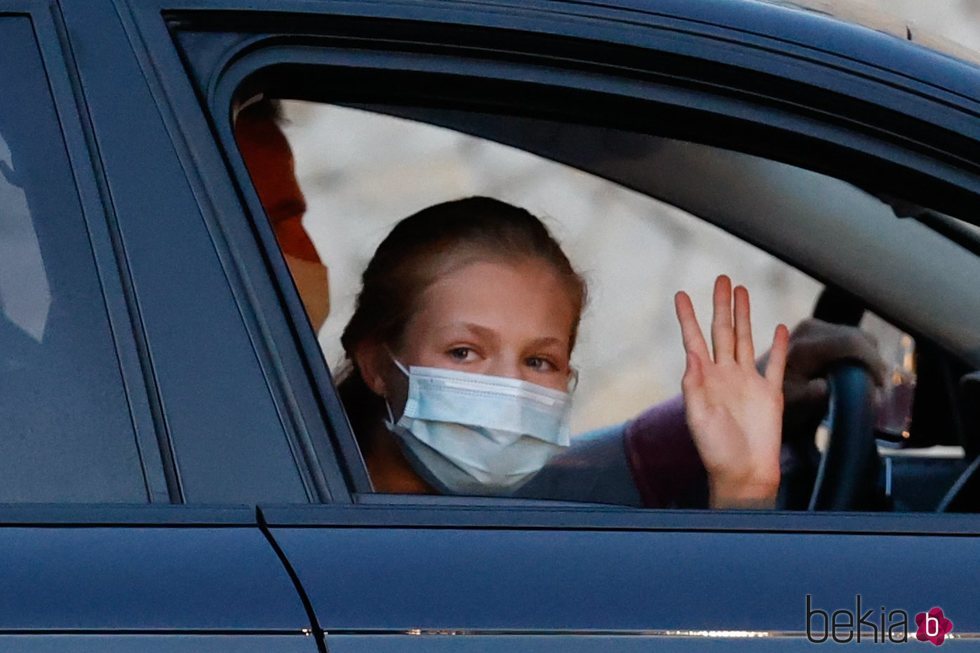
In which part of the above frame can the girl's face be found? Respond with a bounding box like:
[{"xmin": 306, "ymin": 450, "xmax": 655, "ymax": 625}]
[{"xmin": 391, "ymin": 257, "xmax": 578, "ymax": 392}]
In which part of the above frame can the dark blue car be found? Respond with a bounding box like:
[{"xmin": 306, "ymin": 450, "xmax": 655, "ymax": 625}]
[{"xmin": 1, "ymin": 0, "xmax": 978, "ymax": 650}]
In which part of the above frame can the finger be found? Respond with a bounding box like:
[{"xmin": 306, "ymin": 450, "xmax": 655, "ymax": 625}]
[
  {"xmin": 711, "ymin": 275, "xmax": 735, "ymax": 363},
  {"xmin": 733, "ymin": 285, "xmax": 755, "ymax": 368},
  {"xmin": 674, "ymin": 291, "xmax": 711, "ymax": 362},
  {"xmin": 860, "ymin": 329, "xmax": 879, "ymax": 351},
  {"xmin": 846, "ymin": 329, "xmax": 887, "ymax": 384},
  {"xmin": 792, "ymin": 330, "xmax": 887, "ymax": 384},
  {"xmin": 786, "ymin": 378, "xmax": 829, "ymax": 407},
  {"xmin": 864, "ymin": 334, "xmax": 888, "ymax": 386},
  {"xmin": 802, "ymin": 378, "xmax": 829, "ymax": 403},
  {"xmin": 765, "ymin": 323, "xmax": 790, "ymax": 387}
]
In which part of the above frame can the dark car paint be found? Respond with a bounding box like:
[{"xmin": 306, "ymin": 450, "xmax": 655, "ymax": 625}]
[
  {"xmin": 267, "ymin": 515, "xmax": 980, "ymax": 632},
  {"xmin": 0, "ymin": 507, "xmax": 317, "ymax": 650},
  {"xmin": 0, "ymin": 523, "xmax": 306, "ymax": 630},
  {"xmin": 0, "ymin": 637, "xmax": 315, "ymax": 652},
  {"xmin": 0, "ymin": 0, "xmax": 978, "ymax": 650}
]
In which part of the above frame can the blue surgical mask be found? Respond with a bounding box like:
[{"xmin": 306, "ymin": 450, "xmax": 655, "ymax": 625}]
[{"xmin": 385, "ymin": 360, "xmax": 573, "ymax": 495}]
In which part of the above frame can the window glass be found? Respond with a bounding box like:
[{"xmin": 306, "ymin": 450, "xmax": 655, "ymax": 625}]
[
  {"xmin": 234, "ymin": 98, "xmax": 975, "ymax": 513},
  {"xmin": 0, "ymin": 18, "xmax": 146, "ymax": 502}
]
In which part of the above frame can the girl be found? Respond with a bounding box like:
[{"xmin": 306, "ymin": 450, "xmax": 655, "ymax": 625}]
[{"xmin": 336, "ymin": 196, "xmax": 788, "ymax": 509}]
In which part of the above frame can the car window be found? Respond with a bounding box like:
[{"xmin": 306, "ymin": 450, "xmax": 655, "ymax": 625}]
[
  {"xmin": 276, "ymin": 102, "xmax": 824, "ymax": 436},
  {"xmin": 204, "ymin": 29, "xmax": 979, "ymax": 516},
  {"xmin": 0, "ymin": 18, "xmax": 147, "ymax": 502},
  {"xmin": 237, "ymin": 99, "xmax": 895, "ymax": 509}
]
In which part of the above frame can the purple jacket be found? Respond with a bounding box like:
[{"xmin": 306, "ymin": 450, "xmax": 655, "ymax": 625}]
[
  {"xmin": 515, "ymin": 395, "xmax": 707, "ymax": 508},
  {"xmin": 624, "ymin": 395, "xmax": 708, "ymax": 508}
]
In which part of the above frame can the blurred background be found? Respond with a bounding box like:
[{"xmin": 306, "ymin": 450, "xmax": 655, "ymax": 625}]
[
  {"xmin": 869, "ymin": 0, "xmax": 978, "ymax": 47},
  {"xmin": 279, "ymin": 0, "xmax": 978, "ymax": 434}
]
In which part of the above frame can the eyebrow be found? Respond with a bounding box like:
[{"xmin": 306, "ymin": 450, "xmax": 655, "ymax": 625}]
[
  {"xmin": 438, "ymin": 323, "xmax": 567, "ymax": 350},
  {"xmin": 527, "ymin": 336, "xmax": 566, "ymax": 350},
  {"xmin": 437, "ymin": 322, "xmax": 498, "ymax": 341}
]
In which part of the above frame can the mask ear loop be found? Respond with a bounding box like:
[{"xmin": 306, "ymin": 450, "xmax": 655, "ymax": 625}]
[
  {"xmin": 383, "ymin": 348, "xmax": 411, "ymax": 429},
  {"xmin": 567, "ymin": 366, "xmax": 580, "ymax": 394},
  {"xmin": 383, "ymin": 397, "xmax": 397, "ymax": 429},
  {"xmin": 385, "ymin": 346, "xmax": 411, "ymax": 377}
]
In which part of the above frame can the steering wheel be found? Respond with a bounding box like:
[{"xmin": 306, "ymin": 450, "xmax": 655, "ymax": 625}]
[
  {"xmin": 777, "ymin": 289, "xmax": 886, "ymax": 511},
  {"xmin": 807, "ymin": 363, "xmax": 883, "ymax": 510}
]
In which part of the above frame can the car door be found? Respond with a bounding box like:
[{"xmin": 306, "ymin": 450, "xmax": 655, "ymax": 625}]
[
  {"xmin": 132, "ymin": 0, "xmax": 980, "ymax": 650},
  {"xmin": 0, "ymin": 0, "xmax": 318, "ymax": 650}
]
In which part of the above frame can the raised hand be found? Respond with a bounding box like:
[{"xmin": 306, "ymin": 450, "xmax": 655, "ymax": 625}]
[{"xmin": 674, "ymin": 275, "xmax": 789, "ymax": 509}]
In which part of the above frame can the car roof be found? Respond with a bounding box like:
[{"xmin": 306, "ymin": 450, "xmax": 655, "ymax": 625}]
[
  {"xmin": 515, "ymin": 0, "xmax": 980, "ymax": 103},
  {"xmin": 145, "ymin": 0, "xmax": 979, "ymax": 99}
]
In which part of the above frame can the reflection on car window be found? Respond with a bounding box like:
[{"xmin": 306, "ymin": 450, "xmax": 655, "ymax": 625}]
[
  {"xmin": 0, "ymin": 18, "xmax": 146, "ymax": 503},
  {"xmin": 0, "ymin": 133, "xmax": 51, "ymax": 342}
]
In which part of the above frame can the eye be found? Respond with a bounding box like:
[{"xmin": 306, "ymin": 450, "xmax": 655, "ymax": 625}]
[
  {"xmin": 525, "ymin": 356, "xmax": 557, "ymax": 372},
  {"xmin": 448, "ymin": 347, "xmax": 474, "ymax": 362}
]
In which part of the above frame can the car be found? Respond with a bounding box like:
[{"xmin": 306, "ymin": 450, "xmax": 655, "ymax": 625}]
[{"xmin": 0, "ymin": 0, "xmax": 978, "ymax": 650}]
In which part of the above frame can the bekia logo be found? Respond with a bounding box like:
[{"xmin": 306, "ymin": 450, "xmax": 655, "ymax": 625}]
[
  {"xmin": 806, "ymin": 595, "xmax": 954, "ymax": 645},
  {"xmin": 916, "ymin": 607, "xmax": 954, "ymax": 646}
]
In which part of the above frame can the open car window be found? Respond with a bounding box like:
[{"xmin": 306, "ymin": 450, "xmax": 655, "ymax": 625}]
[
  {"xmin": 231, "ymin": 98, "xmax": 980, "ymax": 513},
  {"xmin": 279, "ymin": 102, "xmax": 823, "ymax": 435}
]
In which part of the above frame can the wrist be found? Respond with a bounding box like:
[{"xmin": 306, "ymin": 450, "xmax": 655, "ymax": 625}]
[{"xmin": 708, "ymin": 472, "xmax": 780, "ymax": 509}]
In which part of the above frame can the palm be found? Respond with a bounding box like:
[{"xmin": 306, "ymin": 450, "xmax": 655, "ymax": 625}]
[
  {"xmin": 674, "ymin": 276, "xmax": 789, "ymax": 508},
  {"xmin": 686, "ymin": 360, "xmax": 782, "ymax": 484}
]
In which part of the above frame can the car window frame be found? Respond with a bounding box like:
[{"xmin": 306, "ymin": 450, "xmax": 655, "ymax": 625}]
[
  {"xmin": 0, "ymin": 1, "xmax": 172, "ymax": 504},
  {"xmin": 155, "ymin": 1, "xmax": 980, "ymax": 528},
  {"xmin": 167, "ymin": 1, "xmax": 980, "ymax": 218}
]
